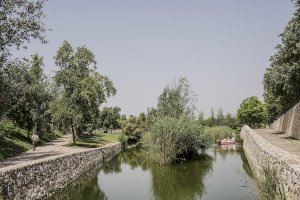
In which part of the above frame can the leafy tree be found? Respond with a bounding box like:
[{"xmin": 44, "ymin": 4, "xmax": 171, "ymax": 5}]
[
  {"xmin": 99, "ymin": 107, "xmax": 121, "ymax": 133},
  {"xmin": 263, "ymin": 1, "xmax": 300, "ymax": 122},
  {"xmin": 0, "ymin": 0, "xmax": 47, "ymax": 65},
  {"xmin": 203, "ymin": 109, "xmax": 215, "ymax": 127},
  {"xmin": 224, "ymin": 113, "xmax": 238, "ymax": 129},
  {"xmin": 197, "ymin": 111, "xmax": 205, "ymax": 125},
  {"xmin": 216, "ymin": 108, "xmax": 225, "ymax": 125},
  {"xmin": 157, "ymin": 77, "xmax": 197, "ymax": 118},
  {"xmin": 237, "ymin": 96, "xmax": 267, "ymax": 128},
  {"xmin": 52, "ymin": 41, "xmax": 116, "ymax": 144},
  {"xmin": 2, "ymin": 55, "xmax": 51, "ymax": 137}
]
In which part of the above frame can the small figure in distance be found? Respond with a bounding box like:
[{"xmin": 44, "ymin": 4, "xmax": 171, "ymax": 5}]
[{"xmin": 31, "ymin": 133, "xmax": 39, "ymax": 151}]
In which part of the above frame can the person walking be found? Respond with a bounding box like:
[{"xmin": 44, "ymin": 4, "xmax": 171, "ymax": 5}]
[{"xmin": 31, "ymin": 132, "xmax": 39, "ymax": 151}]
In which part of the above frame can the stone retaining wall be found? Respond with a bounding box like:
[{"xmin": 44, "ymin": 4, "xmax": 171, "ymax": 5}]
[
  {"xmin": 0, "ymin": 142, "xmax": 122, "ymax": 200},
  {"xmin": 241, "ymin": 126, "xmax": 300, "ymax": 200},
  {"xmin": 272, "ymin": 102, "xmax": 300, "ymax": 140}
]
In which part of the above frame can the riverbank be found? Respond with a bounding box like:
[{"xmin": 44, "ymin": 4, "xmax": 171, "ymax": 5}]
[
  {"xmin": 0, "ymin": 141, "xmax": 122, "ymax": 199},
  {"xmin": 241, "ymin": 125, "xmax": 300, "ymax": 200}
]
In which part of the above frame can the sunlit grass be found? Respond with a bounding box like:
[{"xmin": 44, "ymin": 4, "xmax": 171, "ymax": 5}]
[{"xmin": 69, "ymin": 132, "xmax": 121, "ymax": 148}]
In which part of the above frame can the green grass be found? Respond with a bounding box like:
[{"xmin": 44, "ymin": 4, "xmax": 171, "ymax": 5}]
[
  {"xmin": 204, "ymin": 126, "xmax": 236, "ymax": 143},
  {"xmin": 69, "ymin": 132, "xmax": 121, "ymax": 148}
]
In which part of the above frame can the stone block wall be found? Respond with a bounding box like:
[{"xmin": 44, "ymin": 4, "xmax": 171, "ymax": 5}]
[
  {"xmin": 0, "ymin": 142, "xmax": 122, "ymax": 200},
  {"xmin": 272, "ymin": 102, "xmax": 300, "ymax": 140},
  {"xmin": 241, "ymin": 126, "xmax": 300, "ymax": 200}
]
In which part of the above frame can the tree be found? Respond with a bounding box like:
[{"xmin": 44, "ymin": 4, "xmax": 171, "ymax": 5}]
[
  {"xmin": 99, "ymin": 107, "xmax": 121, "ymax": 133},
  {"xmin": 157, "ymin": 77, "xmax": 197, "ymax": 118},
  {"xmin": 216, "ymin": 108, "xmax": 225, "ymax": 125},
  {"xmin": 27, "ymin": 54, "xmax": 52, "ymax": 136},
  {"xmin": 1, "ymin": 55, "xmax": 51, "ymax": 138},
  {"xmin": 0, "ymin": 0, "xmax": 48, "ymax": 125},
  {"xmin": 197, "ymin": 111, "xmax": 205, "ymax": 125},
  {"xmin": 237, "ymin": 96, "xmax": 267, "ymax": 128},
  {"xmin": 0, "ymin": 0, "xmax": 47, "ymax": 65},
  {"xmin": 224, "ymin": 113, "xmax": 238, "ymax": 129},
  {"xmin": 263, "ymin": 1, "xmax": 300, "ymax": 122},
  {"xmin": 52, "ymin": 41, "xmax": 116, "ymax": 144}
]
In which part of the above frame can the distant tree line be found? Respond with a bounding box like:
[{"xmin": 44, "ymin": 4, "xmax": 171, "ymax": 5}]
[{"xmin": 197, "ymin": 109, "xmax": 238, "ymax": 129}]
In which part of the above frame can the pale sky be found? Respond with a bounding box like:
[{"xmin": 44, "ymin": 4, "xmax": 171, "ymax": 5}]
[{"xmin": 17, "ymin": 0, "xmax": 295, "ymax": 117}]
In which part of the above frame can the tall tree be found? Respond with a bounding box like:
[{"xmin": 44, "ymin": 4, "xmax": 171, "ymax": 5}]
[
  {"xmin": 2, "ymin": 55, "xmax": 51, "ymax": 137},
  {"xmin": 216, "ymin": 108, "xmax": 225, "ymax": 125},
  {"xmin": 52, "ymin": 41, "xmax": 116, "ymax": 144},
  {"xmin": 263, "ymin": 1, "xmax": 300, "ymax": 122},
  {"xmin": 197, "ymin": 111, "xmax": 205, "ymax": 125},
  {"xmin": 157, "ymin": 77, "xmax": 197, "ymax": 118},
  {"xmin": 237, "ymin": 96, "xmax": 267, "ymax": 128},
  {"xmin": 0, "ymin": 0, "xmax": 48, "ymax": 122}
]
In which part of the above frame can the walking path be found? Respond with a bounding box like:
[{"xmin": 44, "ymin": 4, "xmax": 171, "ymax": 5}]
[
  {"xmin": 255, "ymin": 128, "xmax": 300, "ymax": 157},
  {"xmin": 0, "ymin": 134, "xmax": 85, "ymax": 171}
]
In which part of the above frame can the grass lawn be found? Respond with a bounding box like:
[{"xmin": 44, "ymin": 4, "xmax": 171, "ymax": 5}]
[{"xmin": 69, "ymin": 132, "xmax": 121, "ymax": 148}]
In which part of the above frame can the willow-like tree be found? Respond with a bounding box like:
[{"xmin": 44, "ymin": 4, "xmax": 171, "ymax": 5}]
[
  {"xmin": 52, "ymin": 41, "xmax": 116, "ymax": 144},
  {"xmin": 157, "ymin": 77, "xmax": 197, "ymax": 118},
  {"xmin": 263, "ymin": 1, "xmax": 300, "ymax": 122}
]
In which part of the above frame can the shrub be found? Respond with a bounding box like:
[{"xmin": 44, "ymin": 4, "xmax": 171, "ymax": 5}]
[{"xmin": 144, "ymin": 116, "xmax": 212, "ymax": 165}]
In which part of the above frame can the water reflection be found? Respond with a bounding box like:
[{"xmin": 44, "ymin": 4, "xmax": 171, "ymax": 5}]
[{"xmin": 53, "ymin": 145, "xmax": 255, "ymax": 200}]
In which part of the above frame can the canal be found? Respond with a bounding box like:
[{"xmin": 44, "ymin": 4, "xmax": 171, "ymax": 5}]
[{"xmin": 55, "ymin": 145, "xmax": 257, "ymax": 200}]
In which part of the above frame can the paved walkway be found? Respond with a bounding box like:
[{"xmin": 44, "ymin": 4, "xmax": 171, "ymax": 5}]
[
  {"xmin": 0, "ymin": 134, "xmax": 85, "ymax": 171},
  {"xmin": 255, "ymin": 128, "xmax": 300, "ymax": 157}
]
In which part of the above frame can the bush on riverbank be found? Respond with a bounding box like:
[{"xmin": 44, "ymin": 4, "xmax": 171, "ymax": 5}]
[{"xmin": 144, "ymin": 116, "xmax": 212, "ymax": 165}]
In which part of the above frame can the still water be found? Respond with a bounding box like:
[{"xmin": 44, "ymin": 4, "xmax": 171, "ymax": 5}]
[{"xmin": 56, "ymin": 145, "xmax": 257, "ymax": 200}]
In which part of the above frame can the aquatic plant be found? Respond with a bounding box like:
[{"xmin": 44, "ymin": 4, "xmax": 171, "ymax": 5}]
[{"xmin": 143, "ymin": 116, "xmax": 212, "ymax": 165}]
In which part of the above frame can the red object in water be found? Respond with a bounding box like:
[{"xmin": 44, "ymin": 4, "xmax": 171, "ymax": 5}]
[{"xmin": 218, "ymin": 139, "xmax": 235, "ymax": 145}]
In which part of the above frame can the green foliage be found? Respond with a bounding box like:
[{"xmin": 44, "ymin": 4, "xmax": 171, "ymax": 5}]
[
  {"xmin": 1, "ymin": 55, "xmax": 52, "ymax": 137},
  {"xmin": 0, "ymin": 0, "xmax": 47, "ymax": 64},
  {"xmin": 263, "ymin": 1, "xmax": 300, "ymax": 122},
  {"xmin": 99, "ymin": 107, "xmax": 121, "ymax": 132},
  {"xmin": 144, "ymin": 116, "xmax": 212, "ymax": 165},
  {"xmin": 52, "ymin": 41, "xmax": 116, "ymax": 144},
  {"xmin": 121, "ymin": 115, "xmax": 143, "ymax": 144},
  {"xmin": 157, "ymin": 77, "xmax": 197, "ymax": 118},
  {"xmin": 237, "ymin": 96, "xmax": 267, "ymax": 128},
  {"xmin": 200, "ymin": 109, "xmax": 238, "ymax": 129},
  {"xmin": 0, "ymin": 120, "xmax": 62, "ymax": 160},
  {"xmin": 204, "ymin": 126, "xmax": 234, "ymax": 142}
]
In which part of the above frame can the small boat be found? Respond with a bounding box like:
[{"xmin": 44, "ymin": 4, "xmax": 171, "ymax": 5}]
[{"xmin": 218, "ymin": 139, "xmax": 235, "ymax": 145}]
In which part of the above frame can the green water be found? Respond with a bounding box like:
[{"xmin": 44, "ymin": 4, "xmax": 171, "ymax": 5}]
[{"xmin": 56, "ymin": 145, "xmax": 257, "ymax": 200}]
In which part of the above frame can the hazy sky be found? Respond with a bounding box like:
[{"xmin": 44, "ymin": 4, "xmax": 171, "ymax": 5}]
[{"xmin": 19, "ymin": 0, "xmax": 295, "ymax": 117}]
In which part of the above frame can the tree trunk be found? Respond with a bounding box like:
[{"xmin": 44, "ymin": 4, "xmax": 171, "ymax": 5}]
[{"xmin": 71, "ymin": 125, "xmax": 76, "ymax": 145}]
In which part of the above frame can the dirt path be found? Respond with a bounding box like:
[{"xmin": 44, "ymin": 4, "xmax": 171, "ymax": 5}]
[
  {"xmin": 255, "ymin": 128, "xmax": 300, "ymax": 157},
  {"xmin": 0, "ymin": 134, "xmax": 85, "ymax": 170}
]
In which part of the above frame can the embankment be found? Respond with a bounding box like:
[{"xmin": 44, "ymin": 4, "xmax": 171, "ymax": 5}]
[
  {"xmin": 241, "ymin": 126, "xmax": 300, "ymax": 200},
  {"xmin": 0, "ymin": 142, "xmax": 122, "ymax": 199}
]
